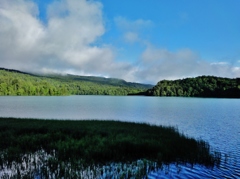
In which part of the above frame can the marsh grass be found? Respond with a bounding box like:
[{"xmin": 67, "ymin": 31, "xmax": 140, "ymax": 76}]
[{"xmin": 0, "ymin": 118, "xmax": 220, "ymax": 178}]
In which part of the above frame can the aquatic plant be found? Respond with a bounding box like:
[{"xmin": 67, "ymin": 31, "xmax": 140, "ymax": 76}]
[{"xmin": 0, "ymin": 117, "xmax": 221, "ymax": 178}]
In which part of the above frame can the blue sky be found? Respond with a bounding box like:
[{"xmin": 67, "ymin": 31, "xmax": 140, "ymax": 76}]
[{"xmin": 0, "ymin": 0, "xmax": 240, "ymax": 84}]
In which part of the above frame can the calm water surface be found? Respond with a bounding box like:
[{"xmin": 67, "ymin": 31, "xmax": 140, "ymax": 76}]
[{"xmin": 0, "ymin": 96, "xmax": 239, "ymax": 178}]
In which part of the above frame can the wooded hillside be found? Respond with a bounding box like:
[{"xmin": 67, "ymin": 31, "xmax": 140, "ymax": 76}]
[
  {"xmin": 146, "ymin": 76, "xmax": 240, "ymax": 98},
  {"xmin": 1, "ymin": 68, "xmax": 239, "ymax": 97},
  {"xmin": 0, "ymin": 68, "xmax": 152, "ymax": 96}
]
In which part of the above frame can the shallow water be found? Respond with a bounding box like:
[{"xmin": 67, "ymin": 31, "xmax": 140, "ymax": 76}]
[{"xmin": 0, "ymin": 96, "xmax": 239, "ymax": 178}]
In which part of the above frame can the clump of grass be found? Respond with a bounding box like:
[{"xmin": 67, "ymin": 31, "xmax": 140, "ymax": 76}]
[{"xmin": 0, "ymin": 117, "xmax": 220, "ymax": 178}]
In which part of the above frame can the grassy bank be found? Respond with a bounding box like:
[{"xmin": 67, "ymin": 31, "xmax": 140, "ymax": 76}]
[{"xmin": 0, "ymin": 118, "xmax": 220, "ymax": 178}]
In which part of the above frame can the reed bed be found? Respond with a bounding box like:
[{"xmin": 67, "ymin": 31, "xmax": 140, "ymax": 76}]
[{"xmin": 0, "ymin": 118, "xmax": 221, "ymax": 178}]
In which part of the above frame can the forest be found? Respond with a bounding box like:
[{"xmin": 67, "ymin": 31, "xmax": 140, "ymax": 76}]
[
  {"xmin": 146, "ymin": 76, "xmax": 240, "ymax": 98},
  {"xmin": 0, "ymin": 68, "xmax": 152, "ymax": 96},
  {"xmin": 1, "ymin": 68, "xmax": 239, "ymax": 97}
]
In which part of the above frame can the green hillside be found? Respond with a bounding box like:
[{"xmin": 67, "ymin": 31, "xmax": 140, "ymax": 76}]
[
  {"xmin": 0, "ymin": 68, "xmax": 152, "ymax": 96},
  {"xmin": 2, "ymin": 68, "xmax": 239, "ymax": 98},
  {"xmin": 146, "ymin": 76, "xmax": 240, "ymax": 98}
]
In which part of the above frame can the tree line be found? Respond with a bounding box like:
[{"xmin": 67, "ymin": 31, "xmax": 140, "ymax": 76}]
[
  {"xmin": 0, "ymin": 69, "xmax": 149, "ymax": 96},
  {"xmin": 1, "ymin": 68, "xmax": 239, "ymax": 98},
  {"xmin": 146, "ymin": 76, "xmax": 240, "ymax": 98}
]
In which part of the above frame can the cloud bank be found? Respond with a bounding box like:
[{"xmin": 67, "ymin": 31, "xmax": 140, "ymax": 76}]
[
  {"xmin": 0, "ymin": 0, "xmax": 239, "ymax": 84},
  {"xmin": 137, "ymin": 46, "xmax": 240, "ymax": 83},
  {"xmin": 0, "ymin": 0, "xmax": 132, "ymax": 77}
]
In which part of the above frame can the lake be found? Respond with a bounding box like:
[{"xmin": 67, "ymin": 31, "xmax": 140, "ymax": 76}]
[{"xmin": 0, "ymin": 96, "xmax": 239, "ymax": 178}]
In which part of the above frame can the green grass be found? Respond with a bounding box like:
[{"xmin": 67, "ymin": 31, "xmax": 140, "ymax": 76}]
[{"xmin": 0, "ymin": 118, "xmax": 220, "ymax": 178}]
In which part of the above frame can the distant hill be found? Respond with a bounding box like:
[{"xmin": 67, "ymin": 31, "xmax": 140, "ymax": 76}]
[
  {"xmin": 146, "ymin": 76, "xmax": 240, "ymax": 98},
  {"xmin": 2, "ymin": 68, "xmax": 238, "ymax": 98},
  {"xmin": 0, "ymin": 68, "xmax": 153, "ymax": 96},
  {"xmin": 46, "ymin": 73, "xmax": 153, "ymax": 89}
]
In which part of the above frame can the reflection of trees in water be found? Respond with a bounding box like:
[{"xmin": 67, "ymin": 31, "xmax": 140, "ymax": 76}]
[
  {"xmin": 0, "ymin": 150, "xmax": 158, "ymax": 178},
  {"xmin": 0, "ymin": 118, "xmax": 221, "ymax": 178}
]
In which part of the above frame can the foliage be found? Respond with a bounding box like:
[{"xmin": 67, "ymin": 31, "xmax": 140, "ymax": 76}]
[
  {"xmin": 147, "ymin": 76, "xmax": 240, "ymax": 98},
  {"xmin": 0, "ymin": 68, "xmax": 152, "ymax": 96}
]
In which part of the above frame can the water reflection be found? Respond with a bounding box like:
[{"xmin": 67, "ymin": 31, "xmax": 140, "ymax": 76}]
[{"xmin": 0, "ymin": 96, "xmax": 239, "ymax": 178}]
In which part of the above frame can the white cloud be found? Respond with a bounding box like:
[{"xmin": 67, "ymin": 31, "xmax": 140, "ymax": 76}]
[
  {"xmin": 115, "ymin": 16, "xmax": 153, "ymax": 31},
  {"xmin": 232, "ymin": 67, "xmax": 240, "ymax": 72},
  {"xmin": 0, "ymin": 0, "xmax": 43, "ymax": 65},
  {"xmin": 0, "ymin": 0, "xmax": 239, "ymax": 84},
  {"xmin": 114, "ymin": 16, "xmax": 153, "ymax": 45},
  {"xmin": 133, "ymin": 46, "xmax": 240, "ymax": 83},
  {"xmin": 210, "ymin": 62, "xmax": 229, "ymax": 65},
  {"xmin": 0, "ymin": 0, "xmax": 129, "ymax": 78},
  {"xmin": 124, "ymin": 32, "xmax": 139, "ymax": 43}
]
